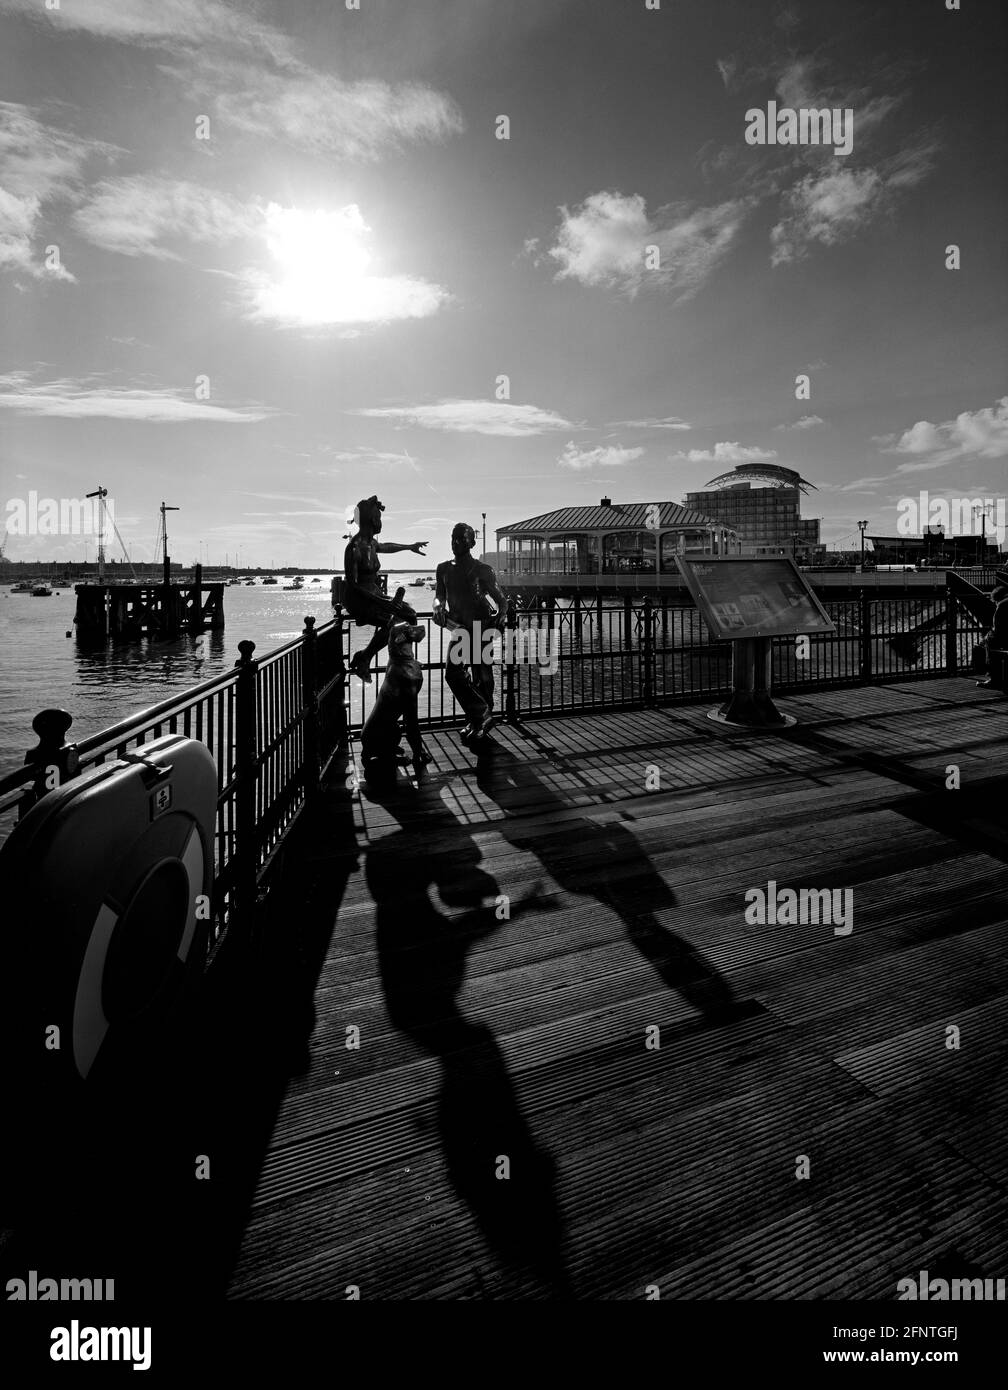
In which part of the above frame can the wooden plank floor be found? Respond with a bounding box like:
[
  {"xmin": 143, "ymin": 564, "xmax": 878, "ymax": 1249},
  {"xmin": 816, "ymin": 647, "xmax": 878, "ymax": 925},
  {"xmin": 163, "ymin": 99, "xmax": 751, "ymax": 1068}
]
[{"xmin": 224, "ymin": 678, "xmax": 1008, "ymax": 1299}]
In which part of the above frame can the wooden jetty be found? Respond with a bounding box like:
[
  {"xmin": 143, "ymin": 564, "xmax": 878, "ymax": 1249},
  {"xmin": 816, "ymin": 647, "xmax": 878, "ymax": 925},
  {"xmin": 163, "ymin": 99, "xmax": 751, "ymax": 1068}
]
[
  {"xmin": 7, "ymin": 678, "xmax": 1003, "ymax": 1301},
  {"xmin": 216, "ymin": 680, "xmax": 1007, "ymax": 1299},
  {"xmin": 74, "ymin": 563, "xmax": 224, "ymax": 641},
  {"xmin": 0, "ymin": 569, "xmax": 1003, "ymax": 1301}
]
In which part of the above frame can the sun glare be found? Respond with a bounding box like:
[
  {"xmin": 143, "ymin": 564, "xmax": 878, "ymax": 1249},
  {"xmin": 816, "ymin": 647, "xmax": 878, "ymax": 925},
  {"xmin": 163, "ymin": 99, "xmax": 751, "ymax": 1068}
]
[{"xmin": 251, "ymin": 202, "xmax": 444, "ymax": 327}]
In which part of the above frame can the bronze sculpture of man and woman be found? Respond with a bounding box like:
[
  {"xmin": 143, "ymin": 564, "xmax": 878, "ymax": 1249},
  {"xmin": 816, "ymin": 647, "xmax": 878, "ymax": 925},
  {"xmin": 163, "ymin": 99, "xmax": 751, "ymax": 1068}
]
[{"xmin": 344, "ymin": 498, "xmax": 508, "ymax": 774}]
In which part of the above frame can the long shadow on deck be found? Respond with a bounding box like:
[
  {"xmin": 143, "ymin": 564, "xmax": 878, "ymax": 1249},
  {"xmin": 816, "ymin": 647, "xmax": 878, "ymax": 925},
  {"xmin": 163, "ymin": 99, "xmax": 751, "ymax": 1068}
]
[
  {"xmin": 474, "ymin": 732, "xmax": 753, "ymax": 1027},
  {"xmin": 782, "ymin": 722, "xmax": 1008, "ymax": 865},
  {"xmin": 0, "ymin": 777, "xmax": 360, "ymax": 1302},
  {"xmin": 364, "ymin": 788, "xmax": 571, "ymax": 1297}
]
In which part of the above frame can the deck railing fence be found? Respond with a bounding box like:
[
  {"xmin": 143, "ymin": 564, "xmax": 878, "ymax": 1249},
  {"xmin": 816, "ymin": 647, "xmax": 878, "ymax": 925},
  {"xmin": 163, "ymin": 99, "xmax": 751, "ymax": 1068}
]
[{"xmin": 0, "ymin": 581, "xmax": 990, "ymax": 955}]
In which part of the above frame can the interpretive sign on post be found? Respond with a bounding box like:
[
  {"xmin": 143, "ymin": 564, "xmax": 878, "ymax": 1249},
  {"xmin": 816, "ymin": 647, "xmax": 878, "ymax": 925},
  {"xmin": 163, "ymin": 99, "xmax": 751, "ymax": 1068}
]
[{"xmin": 675, "ymin": 556, "xmax": 836, "ymax": 728}]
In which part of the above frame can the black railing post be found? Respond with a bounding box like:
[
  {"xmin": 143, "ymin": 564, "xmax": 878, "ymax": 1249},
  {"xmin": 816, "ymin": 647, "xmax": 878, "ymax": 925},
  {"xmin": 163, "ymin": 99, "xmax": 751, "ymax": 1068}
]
[
  {"xmin": 945, "ymin": 577, "xmax": 958, "ymax": 676},
  {"xmin": 19, "ymin": 708, "xmax": 79, "ymax": 819},
  {"xmin": 623, "ymin": 595, "xmax": 633, "ymax": 698},
  {"xmin": 505, "ymin": 598, "xmax": 518, "ymax": 724},
  {"xmin": 234, "ymin": 640, "xmax": 260, "ymax": 944},
  {"xmin": 859, "ymin": 591, "xmax": 873, "ymax": 683},
  {"xmin": 643, "ymin": 595, "xmax": 654, "ymax": 705},
  {"xmin": 301, "ymin": 615, "xmax": 321, "ymax": 800},
  {"xmin": 332, "ymin": 603, "xmax": 349, "ymax": 753}
]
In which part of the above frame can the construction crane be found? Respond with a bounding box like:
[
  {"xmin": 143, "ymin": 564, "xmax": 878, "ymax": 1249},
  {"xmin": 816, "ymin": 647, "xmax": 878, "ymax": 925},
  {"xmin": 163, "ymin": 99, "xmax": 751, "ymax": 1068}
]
[{"xmin": 86, "ymin": 485, "xmax": 138, "ymax": 582}]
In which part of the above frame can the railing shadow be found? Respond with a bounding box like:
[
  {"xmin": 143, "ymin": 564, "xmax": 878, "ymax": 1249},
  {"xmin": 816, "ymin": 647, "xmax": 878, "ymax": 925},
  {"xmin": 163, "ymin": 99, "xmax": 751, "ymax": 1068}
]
[{"xmin": 0, "ymin": 774, "xmax": 363, "ymax": 1300}]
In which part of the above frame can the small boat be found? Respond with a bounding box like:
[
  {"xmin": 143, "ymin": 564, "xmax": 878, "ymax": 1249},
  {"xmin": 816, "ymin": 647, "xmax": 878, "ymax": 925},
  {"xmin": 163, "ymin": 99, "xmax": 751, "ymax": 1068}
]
[
  {"xmin": 310, "ymin": 577, "xmax": 321, "ymax": 584},
  {"xmin": 31, "ymin": 582, "xmax": 53, "ymax": 597},
  {"xmin": 10, "ymin": 580, "xmax": 33, "ymax": 593},
  {"xmin": 262, "ymin": 576, "xmax": 278, "ymax": 586},
  {"xmin": 282, "ymin": 575, "xmax": 305, "ymax": 591},
  {"xmin": 408, "ymin": 577, "xmax": 427, "ymax": 587},
  {"xmin": 244, "ymin": 579, "xmax": 256, "ymax": 586}
]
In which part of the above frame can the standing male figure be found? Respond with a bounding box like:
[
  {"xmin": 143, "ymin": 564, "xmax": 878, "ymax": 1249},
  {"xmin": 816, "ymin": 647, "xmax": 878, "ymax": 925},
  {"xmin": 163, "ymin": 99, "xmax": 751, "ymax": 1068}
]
[
  {"xmin": 978, "ymin": 578, "xmax": 1008, "ymax": 689},
  {"xmin": 344, "ymin": 495, "xmax": 428, "ymax": 681},
  {"xmin": 434, "ymin": 523, "xmax": 508, "ymax": 743}
]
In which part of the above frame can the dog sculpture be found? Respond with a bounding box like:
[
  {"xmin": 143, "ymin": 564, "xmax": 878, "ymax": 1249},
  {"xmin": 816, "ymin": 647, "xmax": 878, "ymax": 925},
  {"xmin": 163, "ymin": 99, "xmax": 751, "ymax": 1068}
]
[{"xmin": 360, "ymin": 620, "xmax": 432, "ymax": 785}]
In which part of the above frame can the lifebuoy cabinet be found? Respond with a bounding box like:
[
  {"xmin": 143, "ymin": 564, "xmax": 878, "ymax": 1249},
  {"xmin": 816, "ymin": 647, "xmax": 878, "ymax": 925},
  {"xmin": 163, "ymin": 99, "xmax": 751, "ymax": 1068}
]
[{"xmin": 2, "ymin": 734, "xmax": 218, "ymax": 1085}]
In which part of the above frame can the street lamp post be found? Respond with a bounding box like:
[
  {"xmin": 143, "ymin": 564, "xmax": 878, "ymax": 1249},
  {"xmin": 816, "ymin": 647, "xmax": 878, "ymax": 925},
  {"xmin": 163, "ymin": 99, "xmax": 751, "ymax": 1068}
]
[
  {"xmin": 858, "ymin": 520, "xmax": 869, "ymax": 572},
  {"xmin": 482, "ymin": 512, "xmax": 487, "ymax": 561}
]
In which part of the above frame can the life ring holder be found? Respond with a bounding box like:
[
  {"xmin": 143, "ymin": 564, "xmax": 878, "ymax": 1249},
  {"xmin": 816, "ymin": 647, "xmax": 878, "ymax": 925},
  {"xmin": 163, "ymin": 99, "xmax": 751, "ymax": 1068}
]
[{"xmin": 2, "ymin": 735, "xmax": 218, "ymax": 1083}]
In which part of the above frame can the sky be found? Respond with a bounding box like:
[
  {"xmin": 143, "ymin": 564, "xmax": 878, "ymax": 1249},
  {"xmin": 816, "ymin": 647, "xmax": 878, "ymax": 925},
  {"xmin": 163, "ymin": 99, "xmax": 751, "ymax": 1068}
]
[{"xmin": 1, "ymin": 0, "xmax": 1006, "ymax": 566}]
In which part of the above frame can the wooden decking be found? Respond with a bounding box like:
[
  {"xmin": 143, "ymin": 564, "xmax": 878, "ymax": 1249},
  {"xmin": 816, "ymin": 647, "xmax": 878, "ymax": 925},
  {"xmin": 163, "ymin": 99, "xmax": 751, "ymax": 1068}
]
[{"xmin": 206, "ymin": 677, "xmax": 1006, "ymax": 1299}]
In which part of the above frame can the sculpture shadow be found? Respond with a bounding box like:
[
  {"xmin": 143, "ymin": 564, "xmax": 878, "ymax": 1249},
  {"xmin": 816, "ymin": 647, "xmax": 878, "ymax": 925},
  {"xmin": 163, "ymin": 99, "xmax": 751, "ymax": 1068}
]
[
  {"xmin": 474, "ymin": 734, "xmax": 752, "ymax": 1026},
  {"xmin": 365, "ymin": 789, "xmax": 570, "ymax": 1297}
]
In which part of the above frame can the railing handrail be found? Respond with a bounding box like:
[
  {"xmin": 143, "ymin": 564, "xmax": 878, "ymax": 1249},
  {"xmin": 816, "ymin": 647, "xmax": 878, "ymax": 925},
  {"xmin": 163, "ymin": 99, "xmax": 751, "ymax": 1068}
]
[
  {"xmin": 1, "ymin": 591, "xmax": 988, "ymax": 781},
  {"xmin": 252, "ymin": 615, "xmax": 341, "ymax": 668},
  {"xmin": 0, "ymin": 614, "xmax": 346, "ymax": 793},
  {"xmin": 1, "ymin": 591, "xmax": 990, "ymax": 964}
]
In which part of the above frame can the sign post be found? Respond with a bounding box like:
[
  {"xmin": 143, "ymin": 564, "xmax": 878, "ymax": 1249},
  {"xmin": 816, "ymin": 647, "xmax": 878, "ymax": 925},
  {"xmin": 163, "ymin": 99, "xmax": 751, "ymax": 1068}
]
[{"xmin": 675, "ymin": 556, "xmax": 836, "ymax": 729}]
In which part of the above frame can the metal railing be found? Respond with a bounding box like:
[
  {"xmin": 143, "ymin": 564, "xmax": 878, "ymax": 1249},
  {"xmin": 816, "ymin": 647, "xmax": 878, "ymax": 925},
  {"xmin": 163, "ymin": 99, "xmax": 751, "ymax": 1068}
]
[
  {"xmin": 0, "ymin": 582, "xmax": 991, "ymax": 955},
  {"xmin": 0, "ymin": 614, "xmax": 347, "ymax": 960},
  {"xmin": 346, "ymin": 586, "xmax": 989, "ymax": 727}
]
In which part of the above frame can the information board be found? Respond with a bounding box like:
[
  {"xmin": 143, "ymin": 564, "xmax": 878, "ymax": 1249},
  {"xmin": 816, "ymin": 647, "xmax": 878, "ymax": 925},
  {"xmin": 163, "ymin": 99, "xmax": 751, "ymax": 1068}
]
[{"xmin": 674, "ymin": 556, "xmax": 835, "ymax": 640}]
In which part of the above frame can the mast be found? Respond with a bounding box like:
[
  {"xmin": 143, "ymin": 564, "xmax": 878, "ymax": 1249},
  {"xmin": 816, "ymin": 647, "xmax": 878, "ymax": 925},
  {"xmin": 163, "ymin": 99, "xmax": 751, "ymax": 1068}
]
[
  {"xmin": 86, "ymin": 486, "xmax": 107, "ymax": 581},
  {"xmin": 160, "ymin": 501, "xmax": 180, "ymax": 586}
]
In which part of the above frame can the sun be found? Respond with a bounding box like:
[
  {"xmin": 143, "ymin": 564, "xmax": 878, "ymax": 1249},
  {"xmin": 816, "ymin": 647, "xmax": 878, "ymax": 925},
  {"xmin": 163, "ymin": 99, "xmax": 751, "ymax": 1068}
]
[{"xmin": 248, "ymin": 202, "xmax": 445, "ymax": 328}]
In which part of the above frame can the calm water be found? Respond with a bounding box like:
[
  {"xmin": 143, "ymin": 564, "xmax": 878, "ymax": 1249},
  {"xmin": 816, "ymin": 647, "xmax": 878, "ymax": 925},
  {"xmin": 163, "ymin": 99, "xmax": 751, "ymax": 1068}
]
[{"xmin": 0, "ymin": 572, "xmax": 438, "ymax": 774}]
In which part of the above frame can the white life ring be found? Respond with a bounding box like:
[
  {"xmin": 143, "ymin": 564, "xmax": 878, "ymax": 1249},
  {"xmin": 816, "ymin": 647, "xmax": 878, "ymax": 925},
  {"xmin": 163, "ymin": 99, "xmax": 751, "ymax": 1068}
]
[{"xmin": 2, "ymin": 734, "xmax": 218, "ymax": 1082}]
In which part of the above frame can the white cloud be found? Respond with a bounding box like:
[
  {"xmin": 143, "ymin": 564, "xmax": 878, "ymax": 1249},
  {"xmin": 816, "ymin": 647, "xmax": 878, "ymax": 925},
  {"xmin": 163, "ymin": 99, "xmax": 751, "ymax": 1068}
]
[
  {"xmin": 540, "ymin": 190, "xmax": 748, "ymax": 299},
  {"xmin": 325, "ymin": 449, "xmax": 421, "ymax": 465},
  {"xmin": 0, "ymin": 0, "xmax": 294, "ymax": 59},
  {"xmin": 0, "ymin": 102, "xmax": 117, "ymax": 199},
  {"xmin": 557, "ymin": 441, "xmax": 644, "ymax": 471},
  {"xmin": 0, "ymin": 372, "xmax": 273, "ymax": 422},
  {"xmin": 74, "ymin": 176, "xmax": 261, "ymax": 259},
  {"xmin": 817, "ymin": 475, "xmax": 890, "ymax": 493},
  {"xmin": 0, "ymin": 188, "xmax": 74, "ymax": 280},
  {"xmin": 771, "ymin": 168, "xmax": 882, "ymax": 265},
  {"xmin": 775, "ymin": 414, "xmax": 824, "ymax": 431},
  {"xmin": 770, "ymin": 143, "xmax": 935, "ymax": 266},
  {"xmin": 673, "ymin": 442, "xmax": 778, "ymax": 465},
  {"xmin": 608, "ymin": 416, "xmax": 691, "ymax": 431},
  {"xmin": 774, "ymin": 58, "xmax": 903, "ymax": 148},
  {"xmin": 2, "ymin": 1, "xmax": 463, "ymax": 161},
  {"xmin": 205, "ymin": 64, "xmax": 464, "ymax": 162},
  {"xmin": 352, "ymin": 400, "xmax": 574, "ymax": 437},
  {"xmin": 716, "ymin": 57, "xmax": 737, "ymax": 90},
  {"xmin": 0, "ymin": 102, "xmax": 115, "ymax": 281},
  {"xmin": 244, "ymin": 203, "xmax": 448, "ymax": 328},
  {"xmin": 881, "ymin": 397, "xmax": 1008, "ymax": 472}
]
